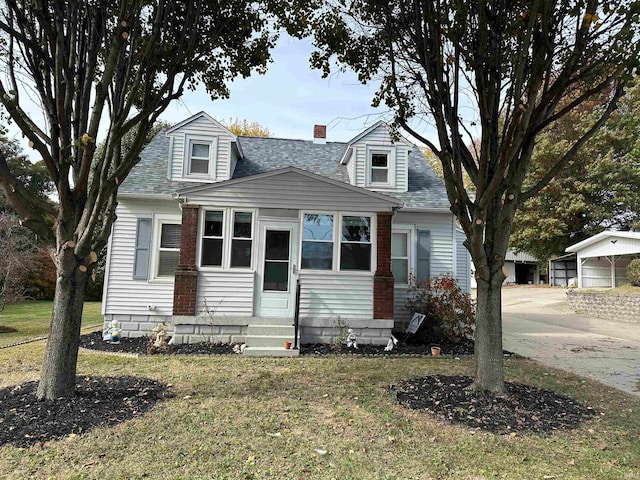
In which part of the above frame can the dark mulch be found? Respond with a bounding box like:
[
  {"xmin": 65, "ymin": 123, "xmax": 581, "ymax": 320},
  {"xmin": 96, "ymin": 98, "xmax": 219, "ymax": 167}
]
[
  {"xmin": 0, "ymin": 376, "xmax": 168, "ymax": 448},
  {"xmin": 393, "ymin": 375, "xmax": 594, "ymax": 434},
  {"xmin": 79, "ymin": 331, "xmax": 234, "ymax": 355},
  {"xmin": 80, "ymin": 331, "xmax": 484, "ymax": 357},
  {"xmin": 0, "ymin": 325, "xmax": 19, "ymax": 333}
]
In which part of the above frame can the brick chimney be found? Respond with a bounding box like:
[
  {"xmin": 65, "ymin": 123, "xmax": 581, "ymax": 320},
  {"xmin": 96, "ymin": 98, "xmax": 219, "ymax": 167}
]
[{"xmin": 313, "ymin": 124, "xmax": 327, "ymax": 144}]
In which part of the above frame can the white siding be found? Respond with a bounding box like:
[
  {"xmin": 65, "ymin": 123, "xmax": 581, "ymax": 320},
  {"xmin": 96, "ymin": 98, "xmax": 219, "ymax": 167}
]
[
  {"xmin": 104, "ymin": 199, "xmax": 180, "ymax": 316},
  {"xmin": 394, "ymin": 284, "xmax": 411, "ymax": 324},
  {"xmin": 196, "ymin": 271, "xmax": 254, "ymax": 315},
  {"xmin": 351, "ymin": 125, "xmax": 409, "ymax": 192},
  {"xmin": 580, "ymin": 256, "xmax": 634, "ymax": 288},
  {"xmin": 185, "ymin": 171, "xmax": 397, "ymax": 212},
  {"xmin": 299, "ymin": 272, "xmax": 373, "ymax": 318},
  {"xmin": 168, "ymin": 114, "xmax": 234, "ymax": 181},
  {"xmin": 579, "ymin": 236, "xmax": 640, "ymax": 258},
  {"xmin": 394, "ymin": 211, "xmax": 455, "ymax": 277},
  {"xmin": 456, "ymin": 229, "xmax": 471, "ymax": 293}
]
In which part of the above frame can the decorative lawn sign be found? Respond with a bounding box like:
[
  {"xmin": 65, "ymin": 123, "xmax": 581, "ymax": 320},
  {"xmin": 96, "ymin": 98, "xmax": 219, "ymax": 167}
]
[{"xmin": 407, "ymin": 313, "xmax": 426, "ymax": 334}]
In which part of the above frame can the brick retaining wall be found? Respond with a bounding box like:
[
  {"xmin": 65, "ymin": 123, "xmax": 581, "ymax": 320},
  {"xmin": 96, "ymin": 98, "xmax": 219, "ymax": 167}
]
[{"xmin": 566, "ymin": 291, "xmax": 640, "ymax": 324}]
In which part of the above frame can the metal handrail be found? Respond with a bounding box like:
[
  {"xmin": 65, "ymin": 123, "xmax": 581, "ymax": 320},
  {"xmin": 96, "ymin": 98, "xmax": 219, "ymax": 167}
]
[{"xmin": 293, "ymin": 278, "xmax": 301, "ymax": 349}]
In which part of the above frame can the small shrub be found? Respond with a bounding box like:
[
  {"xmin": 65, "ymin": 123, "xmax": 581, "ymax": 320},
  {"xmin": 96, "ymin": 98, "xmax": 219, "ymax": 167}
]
[
  {"xmin": 627, "ymin": 259, "xmax": 640, "ymax": 287},
  {"xmin": 405, "ymin": 275, "xmax": 476, "ymax": 344}
]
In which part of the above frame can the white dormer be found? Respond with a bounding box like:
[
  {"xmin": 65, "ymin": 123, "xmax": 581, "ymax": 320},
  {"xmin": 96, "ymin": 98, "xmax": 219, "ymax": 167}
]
[
  {"xmin": 341, "ymin": 121, "xmax": 412, "ymax": 193},
  {"xmin": 165, "ymin": 112, "xmax": 243, "ymax": 183}
]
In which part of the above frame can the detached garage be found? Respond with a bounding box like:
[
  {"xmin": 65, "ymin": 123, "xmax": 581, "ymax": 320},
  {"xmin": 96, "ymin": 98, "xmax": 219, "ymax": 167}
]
[{"xmin": 565, "ymin": 231, "xmax": 640, "ymax": 288}]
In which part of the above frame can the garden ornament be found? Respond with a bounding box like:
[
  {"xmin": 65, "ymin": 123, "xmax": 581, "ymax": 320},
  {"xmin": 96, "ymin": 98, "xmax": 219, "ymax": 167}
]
[
  {"xmin": 104, "ymin": 319, "xmax": 121, "ymax": 344},
  {"xmin": 384, "ymin": 334, "xmax": 398, "ymax": 352},
  {"xmin": 346, "ymin": 328, "xmax": 358, "ymax": 349}
]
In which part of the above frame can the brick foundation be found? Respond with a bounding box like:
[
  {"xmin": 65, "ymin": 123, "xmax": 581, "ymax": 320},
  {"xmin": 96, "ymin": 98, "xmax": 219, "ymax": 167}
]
[
  {"xmin": 173, "ymin": 204, "xmax": 199, "ymax": 316},
  {"xmin": 374, "ymin": 213, "xmax": 394, "ymax": 319}
]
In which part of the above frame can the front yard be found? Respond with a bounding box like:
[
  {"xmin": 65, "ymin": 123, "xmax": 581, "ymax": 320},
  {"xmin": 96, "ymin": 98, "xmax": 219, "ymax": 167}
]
[
  {"xmin": 1, "ymin": 331, "xmax": 639, "ymax": 479},
  {"xmin": 0, "ymin": 301, "xmax": 103, "ymax": 347}
]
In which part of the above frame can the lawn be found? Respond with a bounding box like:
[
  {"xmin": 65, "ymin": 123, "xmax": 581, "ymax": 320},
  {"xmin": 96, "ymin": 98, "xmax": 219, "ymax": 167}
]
[
  {"xmin": 0, "ymin": 339, "xmax": 639, "ymax": 479},
  {"xmin": 0, "ymin": 301, "xmax": 103, "ymax": 347}
]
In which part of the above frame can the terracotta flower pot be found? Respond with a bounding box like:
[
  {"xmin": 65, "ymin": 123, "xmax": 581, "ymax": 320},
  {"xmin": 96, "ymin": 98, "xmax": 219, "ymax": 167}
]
[
  {"xmin": 431, "ymin": 346, "xmax": 441, "ymax": 356},
  {"xmin": 284, "ymin": 341, "xmax": 292, "ymax": 350}
]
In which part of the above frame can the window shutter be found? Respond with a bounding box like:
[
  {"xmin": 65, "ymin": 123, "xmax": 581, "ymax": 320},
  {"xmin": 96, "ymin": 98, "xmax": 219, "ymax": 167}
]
[
  {"xmin": 416, "ymin": 230, "xmax": 431, "ymax": 283},
  {"xmin": 133, "ymin": 218, "xmax": 152, "ymax": 279}
]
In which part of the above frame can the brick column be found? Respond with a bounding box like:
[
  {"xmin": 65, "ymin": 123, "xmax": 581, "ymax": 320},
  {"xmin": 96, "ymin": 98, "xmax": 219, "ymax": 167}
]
[
  {"xmin": 374, "ymin": 212, "xmax": 394, "ymax": 319},
  {"xmin": 173, "ymin": 204, "xmax": 199, "ymax": 316}
]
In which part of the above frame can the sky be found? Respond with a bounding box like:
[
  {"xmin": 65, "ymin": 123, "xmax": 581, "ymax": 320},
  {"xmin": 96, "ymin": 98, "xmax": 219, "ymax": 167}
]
[
  {"xmin": 160, "ymin": 34, "xmax": 401, "ymax": 143},
  {"xmin": 6, "ymin": 34, "xmax": 442, "ymax": 153}
]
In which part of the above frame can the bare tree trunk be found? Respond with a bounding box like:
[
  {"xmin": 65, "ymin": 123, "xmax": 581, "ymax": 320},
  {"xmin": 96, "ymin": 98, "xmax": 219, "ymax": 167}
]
[
  {"xmin": 36, "ymin": 248, "xmax": 88, "ymax": 400},
  {"xmin": 474, "ymin": 272, "xmax": 505, "ymax": 394}
]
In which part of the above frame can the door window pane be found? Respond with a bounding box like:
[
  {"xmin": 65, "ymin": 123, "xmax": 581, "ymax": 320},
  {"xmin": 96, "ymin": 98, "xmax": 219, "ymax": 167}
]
[
  {"xmin": 265, "ymin": 230, "xmax": 290, "ymax": 261},
  {"xmin": 392, "ymin": 232, "xmax": 409, "ymax": 283},
  {"xmin": 263, "ymin": 262, "xmax": 289, "ymax": 291}
]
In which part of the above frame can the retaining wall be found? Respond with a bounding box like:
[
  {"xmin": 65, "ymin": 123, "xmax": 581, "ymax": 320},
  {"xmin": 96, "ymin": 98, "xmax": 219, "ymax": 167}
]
[{"xmin": 566, "ymin": 291, "xmax": 640, "ymax": 324}]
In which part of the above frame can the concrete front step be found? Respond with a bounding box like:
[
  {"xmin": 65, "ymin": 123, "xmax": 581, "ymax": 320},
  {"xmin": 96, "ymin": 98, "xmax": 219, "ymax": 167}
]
[
  {"xmin": 245, "ymin": 335, "xmax": 295, "ymax": 348},
  {"xmin": 246, "ymin": 325, "xmax": 295, "ymax": 337},
  {"xmin": 243, "ymin": 346, "xmax": 300, "ymax": 357},
  {"xmin": 248, "ymin": 316, "xmax": 294, "ymax": 326}
]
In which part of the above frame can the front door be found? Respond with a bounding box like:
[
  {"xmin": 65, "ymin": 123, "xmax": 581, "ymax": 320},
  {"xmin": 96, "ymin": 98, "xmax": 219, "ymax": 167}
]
[{"xmin": 255, "ymin": 221, "xmax": 298, "ymax": 317}]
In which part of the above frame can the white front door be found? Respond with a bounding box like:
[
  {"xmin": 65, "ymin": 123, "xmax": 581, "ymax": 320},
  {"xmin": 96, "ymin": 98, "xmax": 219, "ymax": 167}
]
[{"xmin": 255, "ymin": 220, "xmax": 298, "ymax": 317}]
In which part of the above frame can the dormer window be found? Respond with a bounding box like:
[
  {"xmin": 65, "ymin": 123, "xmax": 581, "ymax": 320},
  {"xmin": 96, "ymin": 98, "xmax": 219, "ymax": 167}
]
[
  {"xmin": 184, "ymin": 135, "xmax": 217, "ymax": 178},
  {"xmin": 366, "ymin": 145, "xmax": 395, "ymax": 188},
  {"xmin": 371, "ymin": 151, "xmax": 389, "ymax": 183}
]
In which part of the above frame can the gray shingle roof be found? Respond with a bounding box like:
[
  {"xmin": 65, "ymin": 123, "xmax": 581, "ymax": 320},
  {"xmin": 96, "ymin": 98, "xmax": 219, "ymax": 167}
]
[{"xmin": 120, "ymin": 130, "xmax": 450, "ymax": 210}]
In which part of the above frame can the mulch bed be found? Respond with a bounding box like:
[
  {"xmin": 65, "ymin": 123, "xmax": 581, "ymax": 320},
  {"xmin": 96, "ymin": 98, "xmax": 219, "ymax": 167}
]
[
  {"xmin": 79, "ymin": 331, "xmax": 483, "ymax": 357},
  {"xmin": 393, "ymin": 375, "xmax": 594, "ymax": 434},
  {"xmin": 0, "ymin": 336, "xmax": 583, "ymax": 448},
  {"xmin": 0, "ymin": 376, "xmax": 167, "ymax": 448}
]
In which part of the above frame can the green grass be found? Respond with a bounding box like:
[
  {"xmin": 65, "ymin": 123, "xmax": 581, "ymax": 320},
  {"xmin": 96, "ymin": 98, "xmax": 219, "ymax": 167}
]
[
  {"xmin": 0, "ymin": 301, "xmax": 103, "ymax": 347},
  {"xmin": 1, "ymin": 341, "xmax": 639, "ymax": 479}
]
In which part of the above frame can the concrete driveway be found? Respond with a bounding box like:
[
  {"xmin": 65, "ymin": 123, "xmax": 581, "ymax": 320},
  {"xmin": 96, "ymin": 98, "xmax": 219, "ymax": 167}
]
[{"xmin": 500, "ymin": 286, "xmax": 640, "ymax": 397}]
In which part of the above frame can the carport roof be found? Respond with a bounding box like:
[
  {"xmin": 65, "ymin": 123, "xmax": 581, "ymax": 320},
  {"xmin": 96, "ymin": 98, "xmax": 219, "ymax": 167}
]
[{"xmin": 565, "ymin": 231, "xmax": 640, "ymax": 253}]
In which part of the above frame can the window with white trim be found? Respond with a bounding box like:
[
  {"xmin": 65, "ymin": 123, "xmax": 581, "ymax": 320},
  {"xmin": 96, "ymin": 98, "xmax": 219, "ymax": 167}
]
[
  {"xmin": 230, "ymin": 211, "xmax": 253, "ymax": 268},
  {"xmin": 392, "ymin": 231, "xmax": 410, "ymax": 283},
  {"xmin": 184, "ymin": 136, "xmax": 216, "ymax": 178},
  {"xmin": 301, "ymin": 213, "xmax": 334, "ymax": 270},
  {"xmin": 201, "ymin": 210, "xmax": 224, "ymax": 267},
  {"xmin": 366, "ymin": 146, "xmax": 395, "ymax": 187},
  {"xmin": 156, "ymin": 222, "xmax": 181, "ymax": 278},
  {"xmin": 340, "ymin": 216, "xmax": 371, "ymax": 271}
]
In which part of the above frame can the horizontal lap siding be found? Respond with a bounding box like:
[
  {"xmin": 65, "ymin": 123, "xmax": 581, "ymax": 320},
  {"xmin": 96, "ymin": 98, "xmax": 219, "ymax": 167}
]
[
  {"xmin": 393, "ymin": 211, "xmax": 455, "ymax": 277},
  {"xmin": 352, "ymin": 127, "xmax": 408, "ymax": 192},
  {"xmin": 455, "ymin": 229, "xmax": 470, "ymax": 293},
  {"xmin": 196, "ymin": 271, "xmax": 254, "ymax": 315},
  {"xmin": 394, "ymin": 284, "xmax": 410, "ymax": 324},
  {"xmin": 186, "ymin": 171, "xmax": 395, "ymax": 211},
  {"xmin": 169, "ymin": 116, "xmax": 233, "ymax": 181},
  {"xmin": 299, "ymin": 273, "xmax": 373, "ymax": 317},
  {"xmin": 104, "ymin": 200, "xmax": 180, "ymax": 316}
]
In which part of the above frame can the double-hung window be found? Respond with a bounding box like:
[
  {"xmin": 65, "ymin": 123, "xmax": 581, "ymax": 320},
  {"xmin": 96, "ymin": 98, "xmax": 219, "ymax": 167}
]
[
  {"xmin": 230, "ymin": 212, "xmax": 253, "ymax": 268},
  {"xmin": 392, "ymin": 231, "xmax": 410, "ymax": 283},
  {"xmin": 157, "ymin": 222, "xmax": 181, "ymax": 278},
  {"xmin": 340, "ymin": 216, "xmax": 371, "ymax": 271},
  {"xmin": 367, "ymin": 146, "xmax": 395, "ymax": 188},
  {"xmin": 185, "ymin": 136, "xmax": 216, "ymax": 178},
  {"xmin": 301, "ymin": 213, "xmax": 334, "ymax": 270},
  {"xmin": 201, "ymin": 210, "xmax": 224, "ymax": 267}
]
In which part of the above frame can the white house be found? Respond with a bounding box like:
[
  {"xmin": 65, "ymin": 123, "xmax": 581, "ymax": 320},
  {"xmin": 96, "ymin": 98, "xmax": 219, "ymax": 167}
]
[
  {"xmin": 565, "ymin": 231, "xmax": 640, "ymax": 288},
  {"xmin": 102, "ymin": 112, "xmax": 469, "ymax": 355}
]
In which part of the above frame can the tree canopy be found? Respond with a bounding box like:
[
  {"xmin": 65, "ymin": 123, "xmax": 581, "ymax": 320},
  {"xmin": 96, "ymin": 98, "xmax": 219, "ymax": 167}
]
[
  {"xmin": 0, "ymin": 0, "xmax": 312, "ymax": 400},
  {"xmin": 223, "ymin": 118, "xmax": 271, "ymax": 137},
  {"xmin": 311, "ymin": 0, "xmax": 640, "ymax": 392},
  {"xmin": 511, "ymin": 81, "xmax": 640, "ymax": 261}
]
